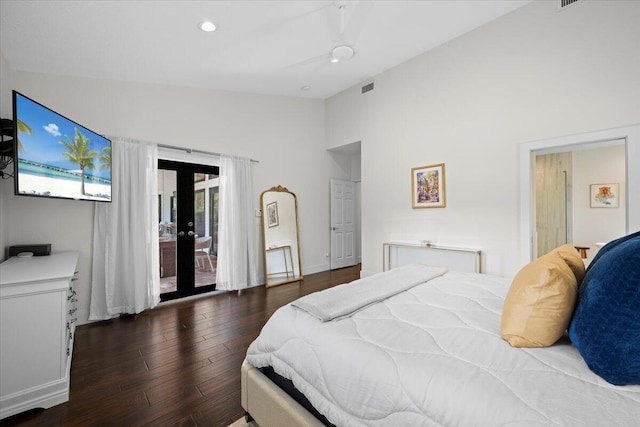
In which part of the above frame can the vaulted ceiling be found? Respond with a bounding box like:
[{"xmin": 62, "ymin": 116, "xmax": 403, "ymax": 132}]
[{"xmin": 0, "ymin": 1, "xmax": 532, "ymax": 99}]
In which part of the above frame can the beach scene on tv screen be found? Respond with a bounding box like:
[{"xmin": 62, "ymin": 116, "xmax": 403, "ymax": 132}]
[{"xmin": 15, "ymin": 94, "xmax": 111, "ymax": 201}]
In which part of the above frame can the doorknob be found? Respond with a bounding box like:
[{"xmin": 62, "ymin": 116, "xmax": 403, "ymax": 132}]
[
  {"xmin": 331, "ymin": 227, "xmax": 340, "ymax": 231},
  {"xmin": 177, "ymin": 231, "xmax": 185, "ymax": 237}
]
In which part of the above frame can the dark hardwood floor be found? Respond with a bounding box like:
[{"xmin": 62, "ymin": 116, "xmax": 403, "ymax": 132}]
[{"xmin": 1, "ymin": 265, "xmax": 360, "ymax": 427}]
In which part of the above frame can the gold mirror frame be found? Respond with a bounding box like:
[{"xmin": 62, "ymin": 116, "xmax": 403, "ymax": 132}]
[{"xmin": 260, "ymin": 185, "xmax": 303, "ymax": 287}]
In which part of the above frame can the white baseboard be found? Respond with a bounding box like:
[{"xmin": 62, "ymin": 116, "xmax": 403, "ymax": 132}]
[
  {"xmin": 76, "ymin": 308, "xmax": 92, "ymax": 326},
  {"xmin": 360, "ymin": 270, "xmax": 376, "ymax": 278},
  {"xmin": 78, "ymin": 264, "xmax": 334, "ymax": 326},
  {"xmin": 303, "ymin": 263, "xmax": 330, "ymax": 276}
]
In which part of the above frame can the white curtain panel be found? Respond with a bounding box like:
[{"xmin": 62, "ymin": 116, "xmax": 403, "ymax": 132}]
[
  {"xmin": 89, "ymin": 138, "xmax": 160, "ymax": 320},
  {"xmin": 217, "ymin": 155, "xmax": 259, "ymax": 291}
]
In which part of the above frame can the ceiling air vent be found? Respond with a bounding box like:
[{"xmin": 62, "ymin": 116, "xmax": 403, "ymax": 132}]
[
  {"xmin": 559, "ymin": 0, "xmax": 580, "ymax": 10},
  {"xmin": 361, "ymin": 82, "xmax": 374, "ymax": 94}
]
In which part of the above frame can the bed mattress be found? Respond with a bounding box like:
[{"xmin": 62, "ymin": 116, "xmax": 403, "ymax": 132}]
[{"xmin": 246, "ymin": 271, "xmax": 640, "ymax": 426}]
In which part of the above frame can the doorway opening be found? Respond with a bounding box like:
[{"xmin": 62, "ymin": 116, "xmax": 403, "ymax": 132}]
[
  {"xmin": 158, "ymin": 159, "xmax": 219, "ymax": 301},
  {"xmin": 534, "ymin": 144, "xmax": 626, "ymax": 264},
  {"xmin": 520, "ymin": 124, "xmax": 640, "ymax": 267}
]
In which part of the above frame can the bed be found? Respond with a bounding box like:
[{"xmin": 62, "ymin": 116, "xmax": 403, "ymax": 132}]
[{"xmin": 242, "ymin": 240, "xmax": 640, "ymax": 426}]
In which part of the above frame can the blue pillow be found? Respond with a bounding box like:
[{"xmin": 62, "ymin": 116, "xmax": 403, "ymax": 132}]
[
  {"xmin": 568, "ymin": 232, "xmax": 640, "ymax": 385},
  {"xmin": 586, "ymin": 230, "xmax": 640, "ymax": 274}
]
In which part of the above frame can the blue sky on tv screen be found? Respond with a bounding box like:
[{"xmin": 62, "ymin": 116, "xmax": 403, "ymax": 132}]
[{"xmin": 15, "ymin": 93, "xmax": 111, "ymax": 180}]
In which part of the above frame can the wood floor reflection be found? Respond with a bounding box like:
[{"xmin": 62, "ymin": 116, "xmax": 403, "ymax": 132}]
[{"xmin": 160, "ymin": 266, "xmax": 218, "ymax": 294}]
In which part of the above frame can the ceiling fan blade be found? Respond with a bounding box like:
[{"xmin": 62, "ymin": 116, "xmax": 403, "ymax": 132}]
[
  {"xmin": 327, "ymin": 0, "xmax": 373, "ymax": 57},
  {"xmin": 230, "ymin": 3, "xmax": 333, "ymax": 48},
  {"xmin": 338, "ymin": 2, "xmax": 347, "ymax": 39},
  {"xmin": 325, "ymin": 2, "xmax": 346, "ymax": 45},
  {"xmin": 343, "ymin": 0, "xmax": 373, "ymax": 46},
  {"xmin": 284, "ymin": 52, "xmax": 332, "ymax": 70}
]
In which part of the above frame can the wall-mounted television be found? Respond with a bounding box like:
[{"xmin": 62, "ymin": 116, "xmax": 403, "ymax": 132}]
[{"xmin": 12, "ymin": 91, "xmax": 112, "ymax": 202}]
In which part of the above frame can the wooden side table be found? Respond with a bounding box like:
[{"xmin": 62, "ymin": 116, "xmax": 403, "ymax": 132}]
[{"xmin": 574, "ymin": 246, "xmax": 589, "ymax": 259}]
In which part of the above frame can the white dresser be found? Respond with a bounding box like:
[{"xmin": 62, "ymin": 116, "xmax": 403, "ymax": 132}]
[{"xmin": 0, "ymin": 251, "xmax": 79, "ymax": 419}]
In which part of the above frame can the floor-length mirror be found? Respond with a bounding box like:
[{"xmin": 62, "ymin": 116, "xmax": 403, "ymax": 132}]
[{"xmin": 261, "ymin": 186, "xmax": 302, "ymax": 287}]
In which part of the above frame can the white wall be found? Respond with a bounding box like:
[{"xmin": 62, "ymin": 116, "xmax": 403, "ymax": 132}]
[
  {"xmin": 353, "ymin": 154, "xmax": 362, "ymax": 264},
  {"xmin": 325, "ymin": 0, "xmax": 640, "ymax": 277},
  {"xmin": 3, "ymin": 0, "xmax": 640, "ymax": 322},
  {"xmin": 573, "ymin": 144, "xmax": 627, "ymax": 264},
  {"xmin": 1, "ymin": 70, "xmax": 328, "ymax": 324},
  {"xmin": 0, "ymin": 52, "xmax": 9, "ymax": 122},
  {"xmin": 0, "ymin": 51, "xmax": 11, "ymax": 261}
]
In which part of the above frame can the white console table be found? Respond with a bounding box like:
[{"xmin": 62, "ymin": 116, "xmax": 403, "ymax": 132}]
[
  {"xmin": 0, "ymin": 251, "xmax": 79, "ymax": 419},
  {"xmin": 383, "ymin": 242, "xmax": 482, "ymax": 273},
  {"xmin": 265, "ymin": 245, "xmax": 295, "ymax": 280}
]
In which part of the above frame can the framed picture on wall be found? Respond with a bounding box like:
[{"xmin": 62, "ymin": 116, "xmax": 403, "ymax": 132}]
[
  {"xmin": 412, "ymin": 163, "xmax": 446, "ymax": 208},
  {"xmin": 590, "ymin": 183, "xmax": 619, "ymax": 208},
  {"xmin": 267, "ymin": 201, "xmax": 279, "ymax": 227}
]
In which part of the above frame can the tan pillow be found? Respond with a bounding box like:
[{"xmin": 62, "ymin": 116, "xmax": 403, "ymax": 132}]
[
  {"xmin": 501, "ymin": 250, "xmax": 579, "ymax": 348},
  {"xmin": 553, "ymin": 244, "xmax": 586, "ymax": 284}
]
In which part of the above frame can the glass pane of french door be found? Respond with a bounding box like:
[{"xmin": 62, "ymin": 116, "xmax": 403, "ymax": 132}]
[
  {"xmin": 158, "ymin": 168, "xmax": 178, "ymax": 293},
  {"xmin": 158, "ymin": 160, "xmax": 219, "ymax": 300}
]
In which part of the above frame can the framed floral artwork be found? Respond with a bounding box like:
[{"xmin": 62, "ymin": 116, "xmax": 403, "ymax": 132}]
[
  {"xmin": 590, "ymin": 183, "xmax": 619, "ymax": 208},
  {"xmin": 412, "ymin": 163, "xmax": 445, "ymax": 208},
  {"xmin": 266, "ymin": 201, "xmax": 279, "ymax": 227}
]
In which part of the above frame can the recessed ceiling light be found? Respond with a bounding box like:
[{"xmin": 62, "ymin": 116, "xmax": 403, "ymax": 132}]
[
  {"xmin": 199, "ymin": 21, "xmax": 216, "ymax": 32},
  {"xmin": 301, "ymin": 85, "xmax": 311, "ymax": 91}
]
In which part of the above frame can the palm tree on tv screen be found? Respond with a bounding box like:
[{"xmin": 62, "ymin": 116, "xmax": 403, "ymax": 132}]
[
  {"xmin": 16, "ymin": 119, "xmax": 31, "ymax": 152},
  {"xmin": 99, "ymin": 145, "xmax": 111, "ymax": 171},
  {"xmin": 59, "ymin": 128, "xmax": 98, "ymax": 195}
]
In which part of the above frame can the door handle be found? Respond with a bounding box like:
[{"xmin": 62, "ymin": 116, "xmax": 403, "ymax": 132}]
[
  {"xmin": 177, "ymin": 231, "xmax": 195, "ymax": 237},
  {"xmin": 177, "ymin": 231, "xmax": 185, "ymax": 237},
  {"xmin": 188, "ymin": 231, "xmax": 195, "ymax": 237},
  {"xmin": 331, "ymin": 227, "xmax": 341, "ymax": 231}
]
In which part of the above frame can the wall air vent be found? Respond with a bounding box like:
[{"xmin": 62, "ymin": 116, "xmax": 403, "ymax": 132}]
[
  {"xmin": 559, "ymin": 0, "xmax": 580, "ymax": 10},
  {"xmin": 361, "ymin": 82, "xmax": 374, "ymax": 94}
]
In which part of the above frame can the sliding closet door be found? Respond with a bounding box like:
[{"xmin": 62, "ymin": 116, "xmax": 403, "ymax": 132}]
[
  {"xmin": 158, "ymin": 160, "xmax": 219, "ymax": 301},
  {"xmin": 535, "ymin": 153, "xmax": 572, "ymax": 257}
]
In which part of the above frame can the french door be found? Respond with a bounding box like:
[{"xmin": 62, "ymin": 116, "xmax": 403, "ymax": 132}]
[{"xmin": 158, "ymin": 160, "xmax": 219, "ymax": 301}]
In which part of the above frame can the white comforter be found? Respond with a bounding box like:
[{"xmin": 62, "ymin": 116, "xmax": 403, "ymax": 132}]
[
  {"xmin": 292, "ymin": 265, "xmax": 447, "ymax": 321},
  {"xmin": 246, "ymin": 271, "xmax": 640, "ymax": 426}
]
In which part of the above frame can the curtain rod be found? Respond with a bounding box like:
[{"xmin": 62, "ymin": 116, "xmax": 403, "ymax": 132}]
[{"xmin": 157, "ymin": 143, "xmax": 259, "ymax": 163}]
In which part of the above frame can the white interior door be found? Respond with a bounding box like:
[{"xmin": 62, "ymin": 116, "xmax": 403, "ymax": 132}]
[{"xmin": 330, "ymin": 179, "xmax": 356, "ymax": 269}]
